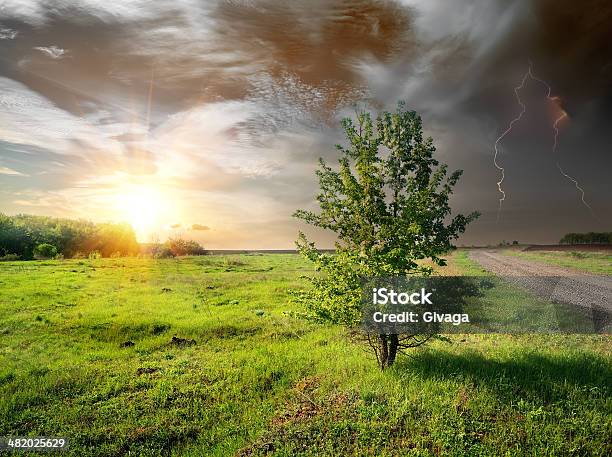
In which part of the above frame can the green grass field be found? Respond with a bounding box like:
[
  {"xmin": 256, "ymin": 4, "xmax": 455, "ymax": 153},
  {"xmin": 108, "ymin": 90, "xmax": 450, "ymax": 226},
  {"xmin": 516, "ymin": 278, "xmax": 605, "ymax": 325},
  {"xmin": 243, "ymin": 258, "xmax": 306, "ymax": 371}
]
[
  {"xmin": 0, "ymin": 253, "xmax": 610, "ymax": 456},
  {"xmin": 505, "ymin": 249, "xmax": 612, "ymax": 275}
]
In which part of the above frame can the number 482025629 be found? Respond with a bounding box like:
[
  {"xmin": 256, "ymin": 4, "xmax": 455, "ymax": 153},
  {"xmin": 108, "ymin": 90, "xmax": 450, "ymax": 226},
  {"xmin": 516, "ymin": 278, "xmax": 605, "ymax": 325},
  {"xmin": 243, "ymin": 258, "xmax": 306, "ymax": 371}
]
[{"xmin": 1, "ymin": 437, "xmax": 68, "ymax": 451}]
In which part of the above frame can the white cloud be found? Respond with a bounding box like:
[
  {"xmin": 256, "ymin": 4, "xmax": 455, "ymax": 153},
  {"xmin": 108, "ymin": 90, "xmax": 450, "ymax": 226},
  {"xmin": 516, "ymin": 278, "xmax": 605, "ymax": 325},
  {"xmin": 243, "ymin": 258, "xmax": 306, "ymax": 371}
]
[
  {"xmin": 0, "ymin": 77, "xmax": 126, "ymax": 158},
  {"xmin": 398, "ymin": 0, "xmax": 523, "ymax": 47},
  {"xmin": 0, "ymin": 0, "xmax": 172, "ymax": 24},
  {"xmin": 151, "ymin": 99, "xmax": 281, "ymax": 178},
  {"xmin": 33, "ymin": 46, "xmax": 67, "ymax": 59},
  {"xmin": 0, "ymin": 166, "xmax": 27, "ymax": 176},
  {"xmin": 0, "ymin": 28, "xmax": 18, "ymax": 39}
]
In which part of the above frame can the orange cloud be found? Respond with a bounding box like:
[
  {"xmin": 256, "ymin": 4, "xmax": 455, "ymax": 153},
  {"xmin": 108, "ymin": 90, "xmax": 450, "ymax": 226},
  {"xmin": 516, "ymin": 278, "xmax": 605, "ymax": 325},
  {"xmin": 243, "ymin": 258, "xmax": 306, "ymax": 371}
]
[{"xmin": 191, "ymin": 224, "xmax": 209, "ymax": 231}]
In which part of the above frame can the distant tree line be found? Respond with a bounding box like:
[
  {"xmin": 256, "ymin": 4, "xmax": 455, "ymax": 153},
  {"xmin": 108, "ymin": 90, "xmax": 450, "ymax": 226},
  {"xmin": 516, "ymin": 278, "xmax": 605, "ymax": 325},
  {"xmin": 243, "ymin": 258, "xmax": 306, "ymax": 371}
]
[
  {"xmin": 0, "ymin": 213, "xmax": 140, "ymax": 260},
  {"xmin": 0, "ymin": 214, "xmax": 209, "ymax": 260},
  {"xmin": 559, "ymin": 232, "xmax": 612, "ymax": 245}
]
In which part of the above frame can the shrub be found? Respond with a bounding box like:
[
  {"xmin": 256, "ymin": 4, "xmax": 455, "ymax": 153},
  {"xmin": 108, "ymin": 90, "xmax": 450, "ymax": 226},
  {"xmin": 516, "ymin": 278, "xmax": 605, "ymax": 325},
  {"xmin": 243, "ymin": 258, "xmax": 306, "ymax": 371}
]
[
  {"xmin": 164, "ymin": 237, "xmax": 207, "ymax": 256},
  {"xmin": 88, "ymin": 251, "xmax": 101, "ymax": 260},
  {"xmin": 0, "ymin": 254, "xmax": 20, "ymax": 261},
  {"xmin": 223, "ymin": 257, "xmax": 245, "ymax": 268},
  {"xmin": 33, "ymin": 243, "xmax": 58, "ymax": 259},
  {"xmin": 153, "ymin": 246, "xmax": 176, "ymax": 259}
]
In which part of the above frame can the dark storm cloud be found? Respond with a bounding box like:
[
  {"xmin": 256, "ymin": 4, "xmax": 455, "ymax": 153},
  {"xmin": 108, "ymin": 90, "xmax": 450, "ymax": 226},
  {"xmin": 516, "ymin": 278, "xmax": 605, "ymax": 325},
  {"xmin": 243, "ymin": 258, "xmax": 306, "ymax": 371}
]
[
  {"xmin": 464, "ymin": 0, "xmax": 612, "ymax": 242},
  {"xmin": 0, "ymin": 0, "xmax": 610, "ymax": 247},
  {"xmin": 0, "ymin": 0, "xmax": 414, "ymax": 120},
  {"xmin": 350, "ymin": 0, "xmax": 612, "ymax": 244},
  {"xmin": 210, "ymin": 0, "xmax": 413, "ymax": 106}
]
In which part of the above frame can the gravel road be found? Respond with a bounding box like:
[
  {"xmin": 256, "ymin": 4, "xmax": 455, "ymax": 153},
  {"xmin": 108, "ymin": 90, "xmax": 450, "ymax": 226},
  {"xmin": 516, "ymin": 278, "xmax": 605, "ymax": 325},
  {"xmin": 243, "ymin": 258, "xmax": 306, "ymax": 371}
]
[{"xmin": 469, "ymin": 250, "xmax": 611, "ymax": 332}]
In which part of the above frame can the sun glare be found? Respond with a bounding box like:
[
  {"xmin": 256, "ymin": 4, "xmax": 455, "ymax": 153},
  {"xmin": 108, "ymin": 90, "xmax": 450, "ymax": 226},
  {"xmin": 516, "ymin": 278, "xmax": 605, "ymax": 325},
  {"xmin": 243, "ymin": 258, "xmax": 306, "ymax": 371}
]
[{"xmin": 116, "ymin": 185, "xmax": 167, "ymax": 241}]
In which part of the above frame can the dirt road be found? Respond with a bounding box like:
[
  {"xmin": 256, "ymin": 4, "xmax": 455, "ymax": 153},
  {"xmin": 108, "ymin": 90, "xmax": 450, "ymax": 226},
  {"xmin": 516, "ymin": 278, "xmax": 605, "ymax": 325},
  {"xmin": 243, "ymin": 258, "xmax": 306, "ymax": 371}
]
[{"xmin": 469, "ymin": 250, "xmax": 611, "ymax": 332}]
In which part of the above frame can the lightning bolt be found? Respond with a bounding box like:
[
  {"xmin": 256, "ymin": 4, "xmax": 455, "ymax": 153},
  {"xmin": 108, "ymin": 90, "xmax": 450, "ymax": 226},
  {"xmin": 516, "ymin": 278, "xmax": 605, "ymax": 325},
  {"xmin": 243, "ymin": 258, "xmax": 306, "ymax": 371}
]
[
  {"xmin": 550, "ymin": 97, "xmax": 567, "ymax": 153},
  {"xmin": 552, "ymin": 107, "xmax": 595, "ymax": 213},
  {"xmin": 548, "ymin": 108, "xmax": 593, "ymax": 210},
  {"xmin": 530, "ymin": 72, "xmax": 595, "ymax": 216},
  {"xmin": 556, "ymin": 162, "xmax": 594, "ymax": 213},
  {"xmin": 493, "ymin": 66, "xmax": 530, "ymax": 222},
  {"xmin": 494, "ymin": 62, "xmax": 595, "ymax": 221}
]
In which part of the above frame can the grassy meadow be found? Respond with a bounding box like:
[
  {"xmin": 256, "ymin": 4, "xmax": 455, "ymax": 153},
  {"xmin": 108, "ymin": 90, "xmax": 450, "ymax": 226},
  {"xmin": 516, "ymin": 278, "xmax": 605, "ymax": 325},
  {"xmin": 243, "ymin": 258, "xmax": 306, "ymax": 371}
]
[
  {"xmin": 0, "ymin": 252, "xmax": 610, "ymax": 456},
  {"xmin": 505, "ymin": 249, "xmax": 612, "ymax": 275}
]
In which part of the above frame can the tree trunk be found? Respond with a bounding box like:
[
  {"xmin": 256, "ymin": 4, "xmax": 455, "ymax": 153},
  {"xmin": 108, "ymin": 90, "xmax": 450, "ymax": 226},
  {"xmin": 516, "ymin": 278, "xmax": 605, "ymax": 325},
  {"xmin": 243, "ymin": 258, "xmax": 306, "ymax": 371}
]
[
  {"xmin": 378, "ymin": 333, "xmax": 399, "ymax": 369},
  {"xmin": 388, "ymin": 334, "xmax": 399, "ymax": 367},
  {"xmin": 378, "ymin": 334, "xmax": 389, "ymax": 370}
]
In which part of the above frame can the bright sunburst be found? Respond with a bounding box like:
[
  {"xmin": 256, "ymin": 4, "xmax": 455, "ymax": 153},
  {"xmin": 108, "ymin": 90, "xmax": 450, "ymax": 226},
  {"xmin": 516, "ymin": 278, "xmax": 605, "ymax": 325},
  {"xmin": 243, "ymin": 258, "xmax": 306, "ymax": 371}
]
[{"xmin": 115, "ymin": 185, "xmax": 168, "ymax": 241}]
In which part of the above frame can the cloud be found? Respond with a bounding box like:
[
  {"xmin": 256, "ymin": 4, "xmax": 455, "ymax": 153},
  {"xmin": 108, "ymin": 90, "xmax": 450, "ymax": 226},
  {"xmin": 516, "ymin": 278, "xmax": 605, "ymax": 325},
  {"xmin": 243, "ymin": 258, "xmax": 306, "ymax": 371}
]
[
  {"xmin": 0, "ymin": 166, "xmax": 27, "ymax": 176},
  {"xmin": 0, "ymin": 77, "xmax": 125, "ymax": 157},
  {"xmin": 1, "ymin": 0, "xmax": 409, "ymax": 113},
  {"xmin": 170, "ymin": 223, "xmax": 181, "ymax": 229},
  {"xmin": 0, "ymin": 28, "xmax": 18, "ymax": 39},
  {"xmin": 191, "ymin": 224, "xmax": 210, "ymax": 231},
  {"xmin": 151, "ymin": 99, "xmax": 286, "ymax": 179},
  {"xmin": 0, "ymin": 0, "xmax": 610, "ymax": 247},
  {"xmin": 33, "ymin": 45, "xmax": 67, "ymax": 59},
  {"xmin": 0, "ymin": 0, "xmax": 168, "ymax": 25}
]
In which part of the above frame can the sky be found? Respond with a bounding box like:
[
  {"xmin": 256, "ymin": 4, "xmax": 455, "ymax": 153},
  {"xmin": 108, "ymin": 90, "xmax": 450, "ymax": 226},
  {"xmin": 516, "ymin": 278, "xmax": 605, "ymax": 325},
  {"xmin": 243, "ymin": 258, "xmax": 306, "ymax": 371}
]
[{"xmin": 0, "ymin": 0, "xmax": 610, "ymax": 248}]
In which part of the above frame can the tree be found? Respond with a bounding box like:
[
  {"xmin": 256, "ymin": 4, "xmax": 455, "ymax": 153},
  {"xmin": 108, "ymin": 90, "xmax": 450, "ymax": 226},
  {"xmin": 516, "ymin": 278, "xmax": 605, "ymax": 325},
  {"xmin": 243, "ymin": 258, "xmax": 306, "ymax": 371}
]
[
  {"xmin": 33, "ymin": 243, "xmax": 58, "ymax": 259},
  {"xmin": 0, "ymin": 215, "xmax": 31, "ymax": 258},
  {"xmin": 293, "ymin": 103, "xmax": 479, "ymax": 369}
]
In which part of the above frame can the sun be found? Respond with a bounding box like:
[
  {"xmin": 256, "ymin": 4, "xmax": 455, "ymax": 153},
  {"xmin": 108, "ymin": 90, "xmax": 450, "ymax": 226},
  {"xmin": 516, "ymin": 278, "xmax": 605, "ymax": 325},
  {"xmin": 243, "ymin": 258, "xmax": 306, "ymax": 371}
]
[{"xmin": 115, "ymin": 185, "xmax": 167, "ymax": 241}]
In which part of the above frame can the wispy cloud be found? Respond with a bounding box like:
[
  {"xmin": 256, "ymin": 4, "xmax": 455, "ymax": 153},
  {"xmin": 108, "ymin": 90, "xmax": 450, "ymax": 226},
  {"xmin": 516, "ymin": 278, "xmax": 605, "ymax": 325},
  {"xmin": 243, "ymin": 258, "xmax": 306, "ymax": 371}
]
[
  {"xmin": 0, "ymin": 78, "xmax": 129, "ymax": 159},
  {"xmin": 33, "ymin": 46, "xmax": 67, "ymax": 59},
  {"xmin": 0, "ymin": 166, "xmax": 28, "ymax": 176},
  {"xmin": 0, "ymin": 28, "xmax": 18, "ymax": 39}
]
